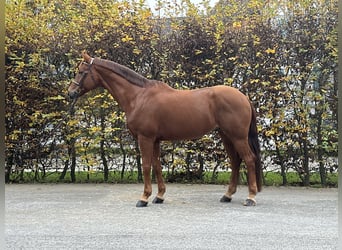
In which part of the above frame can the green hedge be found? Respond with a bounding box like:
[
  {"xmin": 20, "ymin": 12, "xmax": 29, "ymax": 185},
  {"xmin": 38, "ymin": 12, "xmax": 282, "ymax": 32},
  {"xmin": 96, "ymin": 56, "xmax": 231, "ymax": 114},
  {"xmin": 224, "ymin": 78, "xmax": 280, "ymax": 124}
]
[{"xmin": 5, "ymin": 0, "xmax": 338, "ymax": 186}]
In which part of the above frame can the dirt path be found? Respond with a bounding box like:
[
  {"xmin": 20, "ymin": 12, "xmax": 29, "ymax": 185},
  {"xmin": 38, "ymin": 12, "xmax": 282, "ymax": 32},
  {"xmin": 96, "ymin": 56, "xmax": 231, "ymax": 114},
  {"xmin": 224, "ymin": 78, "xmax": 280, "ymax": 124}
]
[{"xmin": 5, "ymin": 184, "xmax": 338, "ymax": 249}]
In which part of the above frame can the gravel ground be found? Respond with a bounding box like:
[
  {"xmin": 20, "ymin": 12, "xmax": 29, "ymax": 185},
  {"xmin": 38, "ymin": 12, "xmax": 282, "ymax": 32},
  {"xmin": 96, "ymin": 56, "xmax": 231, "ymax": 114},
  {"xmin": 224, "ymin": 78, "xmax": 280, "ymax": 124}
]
[{"xmin": 5, "ymin": 184, "xmax": 338, "ymax": 250}]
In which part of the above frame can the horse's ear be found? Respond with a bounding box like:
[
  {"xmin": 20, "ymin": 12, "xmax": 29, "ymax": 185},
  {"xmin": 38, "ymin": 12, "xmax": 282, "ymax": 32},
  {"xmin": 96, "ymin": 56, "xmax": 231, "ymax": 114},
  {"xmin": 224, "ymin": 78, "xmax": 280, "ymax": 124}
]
[{"xmin": 82, "ymin": 51, "xmax": 92, "ymax": 63}]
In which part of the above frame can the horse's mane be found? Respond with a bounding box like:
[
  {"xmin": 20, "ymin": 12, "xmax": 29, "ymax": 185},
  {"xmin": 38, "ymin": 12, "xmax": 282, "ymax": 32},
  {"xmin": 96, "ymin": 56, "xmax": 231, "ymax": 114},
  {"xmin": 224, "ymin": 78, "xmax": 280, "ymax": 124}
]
[{"xmin": 94, "ymin": 58, "xmax": 161, "ymax": 88}]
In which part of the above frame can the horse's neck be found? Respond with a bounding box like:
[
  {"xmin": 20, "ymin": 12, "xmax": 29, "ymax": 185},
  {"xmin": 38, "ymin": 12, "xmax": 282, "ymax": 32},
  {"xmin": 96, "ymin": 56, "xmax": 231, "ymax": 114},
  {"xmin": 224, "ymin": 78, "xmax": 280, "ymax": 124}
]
[{"xmin": 100, "ymin": 70, "xmax": 141, "ymax": 114}]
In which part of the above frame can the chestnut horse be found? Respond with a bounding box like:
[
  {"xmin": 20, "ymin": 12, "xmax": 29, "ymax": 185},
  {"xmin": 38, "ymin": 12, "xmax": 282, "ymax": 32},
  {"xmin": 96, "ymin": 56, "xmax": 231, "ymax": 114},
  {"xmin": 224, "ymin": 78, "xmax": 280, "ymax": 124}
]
[{"xmin": 68, "ymin": 52, "xmax": 262, "ymax": 207}]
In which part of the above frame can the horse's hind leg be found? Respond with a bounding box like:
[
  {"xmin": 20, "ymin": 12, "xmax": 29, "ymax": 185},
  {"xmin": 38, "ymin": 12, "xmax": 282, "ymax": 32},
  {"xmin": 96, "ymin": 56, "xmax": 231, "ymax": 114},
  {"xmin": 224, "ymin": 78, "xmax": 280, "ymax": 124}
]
[
  {"xmin": 152, "ymin": 141, "xmax": 166, "ymax": 204},
  {"xmin": 233, "ymin": 139, "xmax": 258, "ymax": 206},
  {"xmin": 219, "ymin": 131, "xmax": 242, "ymax": 203}
]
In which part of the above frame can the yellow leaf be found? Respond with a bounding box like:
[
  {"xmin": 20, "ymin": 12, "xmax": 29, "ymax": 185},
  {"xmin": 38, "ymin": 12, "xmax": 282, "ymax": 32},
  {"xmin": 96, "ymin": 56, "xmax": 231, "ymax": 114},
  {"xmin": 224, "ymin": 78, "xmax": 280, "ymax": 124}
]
[
  {"xmin": 89, "ymin": 127, "xmax": 101, "ymax": 133},
  {"xmin": 133, "ymin": 48, "xmax": 142, "ymax": 55},
  {"xmin": 205, "ymin": 59, "xmax": 213, "ymax": 64},
  {"xmin": 233, "ymin": 21, "xmax": 242, "ymax": 28},
  {"xmin": 67, "ymin": 119, "xmax": 79, "ymax": 127},
  {"xmin": 195, "ymin": 49, "xmax": 203, "ymax": 55},
  {"xmin": 265, "ymin": 48, "xmax": 276, "ymax": 54},
  {"xmin": 265, "ymin": 130, "xmax": 275, "ymax": 136},
  {"xmin": 251, "ymin": 79, "xmax": 260, "ymax": 84},
  {"xmin": 121, "ymin": 35, "xmax": 133, "ymax": 42},
  {"xmin": 253, "ymin": 36, "xmax": 260, "ymax": 46}
]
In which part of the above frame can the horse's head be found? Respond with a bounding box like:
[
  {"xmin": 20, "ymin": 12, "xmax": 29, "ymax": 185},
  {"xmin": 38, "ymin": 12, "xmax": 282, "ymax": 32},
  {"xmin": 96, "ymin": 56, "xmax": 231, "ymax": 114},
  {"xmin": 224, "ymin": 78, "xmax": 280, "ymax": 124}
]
[{"xmin": 68, "ymin": 51, "xmax": 99, "ymax": 99}]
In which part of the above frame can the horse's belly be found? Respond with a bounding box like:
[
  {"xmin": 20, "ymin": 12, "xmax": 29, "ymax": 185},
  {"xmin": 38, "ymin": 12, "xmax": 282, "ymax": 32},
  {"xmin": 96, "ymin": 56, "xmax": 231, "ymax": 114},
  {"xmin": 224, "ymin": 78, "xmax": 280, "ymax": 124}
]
[{"xmin": 157, "ymin": 111, "xmax": 216, "ymax": 140}]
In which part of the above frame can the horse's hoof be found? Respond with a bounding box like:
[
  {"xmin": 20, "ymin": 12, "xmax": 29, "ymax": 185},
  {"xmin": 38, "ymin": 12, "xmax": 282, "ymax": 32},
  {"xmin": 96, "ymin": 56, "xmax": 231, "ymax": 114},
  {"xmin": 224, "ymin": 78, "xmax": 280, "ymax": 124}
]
[
  {"xmin": 243, "ymin": 198, "xmax": 256, "ymax": 206},
  {"xmin": 220, "ymin": 195, "xmax": 232, "ymax": 203},
  {"xmin": 136, "ymin": 200, "xmax": 148, "ymax": 207},
  {"xmin": 152, "ymin": 197, "xmax": 164, "ymax": 204}
]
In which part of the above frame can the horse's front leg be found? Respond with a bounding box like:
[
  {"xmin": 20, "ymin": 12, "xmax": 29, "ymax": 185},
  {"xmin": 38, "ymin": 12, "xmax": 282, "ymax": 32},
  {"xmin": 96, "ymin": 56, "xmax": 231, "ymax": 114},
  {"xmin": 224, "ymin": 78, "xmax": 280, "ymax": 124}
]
[
  {"xmin": 151, "ymin": 141, "xmax": 166, "ymax": 204},
  {"xmin": 136, "ymin": 136, "xmax": 154, "ymax": 207}
]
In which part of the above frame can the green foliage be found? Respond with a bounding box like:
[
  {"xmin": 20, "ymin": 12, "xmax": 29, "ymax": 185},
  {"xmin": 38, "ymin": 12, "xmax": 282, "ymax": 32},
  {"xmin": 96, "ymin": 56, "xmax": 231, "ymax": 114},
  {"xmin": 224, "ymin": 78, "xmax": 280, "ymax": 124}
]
[
  {"xmin": 5, "ymin": 0, "xmax": 338, "ymax": 186},
  {"xmin": 6, "ymin": 170, "xmax": 338, "ymax": 188}
]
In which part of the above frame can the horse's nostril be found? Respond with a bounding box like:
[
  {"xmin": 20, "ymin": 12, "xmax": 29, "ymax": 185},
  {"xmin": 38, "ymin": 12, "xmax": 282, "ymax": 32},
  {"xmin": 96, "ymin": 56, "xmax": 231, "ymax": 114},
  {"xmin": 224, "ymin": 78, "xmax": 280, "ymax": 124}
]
[{"xmin": 68, "ymin": 91, "xmax": 77, "ymax": 99}]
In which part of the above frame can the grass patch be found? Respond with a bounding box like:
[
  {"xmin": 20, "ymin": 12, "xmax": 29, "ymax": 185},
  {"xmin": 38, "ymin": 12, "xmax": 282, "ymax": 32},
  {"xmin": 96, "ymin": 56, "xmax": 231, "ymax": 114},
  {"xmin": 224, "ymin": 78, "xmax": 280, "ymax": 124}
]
[{"xmin": 7, "ymin": 170, "xmax": 338, "ymax": 188}]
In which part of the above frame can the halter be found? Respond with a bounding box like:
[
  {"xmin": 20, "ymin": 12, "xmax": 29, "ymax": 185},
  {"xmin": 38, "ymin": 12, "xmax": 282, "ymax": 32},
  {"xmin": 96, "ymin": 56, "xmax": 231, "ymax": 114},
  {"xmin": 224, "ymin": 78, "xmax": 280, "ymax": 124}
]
[{"xmin": 72, "ymin": 58, "xmax": 95, "ymax": 88}]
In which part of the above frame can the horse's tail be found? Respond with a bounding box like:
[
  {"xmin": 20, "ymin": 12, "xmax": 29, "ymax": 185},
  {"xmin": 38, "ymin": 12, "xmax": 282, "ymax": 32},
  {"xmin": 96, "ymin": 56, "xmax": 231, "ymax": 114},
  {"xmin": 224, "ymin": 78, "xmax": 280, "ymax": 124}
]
[{"xmin": 248, "ymin": 102, "xmax": 262, "ymax": 192}]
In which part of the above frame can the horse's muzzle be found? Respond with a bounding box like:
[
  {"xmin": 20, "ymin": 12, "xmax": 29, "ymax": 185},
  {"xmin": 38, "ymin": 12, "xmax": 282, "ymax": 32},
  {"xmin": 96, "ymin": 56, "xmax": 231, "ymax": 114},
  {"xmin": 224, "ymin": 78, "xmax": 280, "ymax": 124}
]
[{"xmin": 68, "ymin": 90, "xmax": 79, "ymax": 100}]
